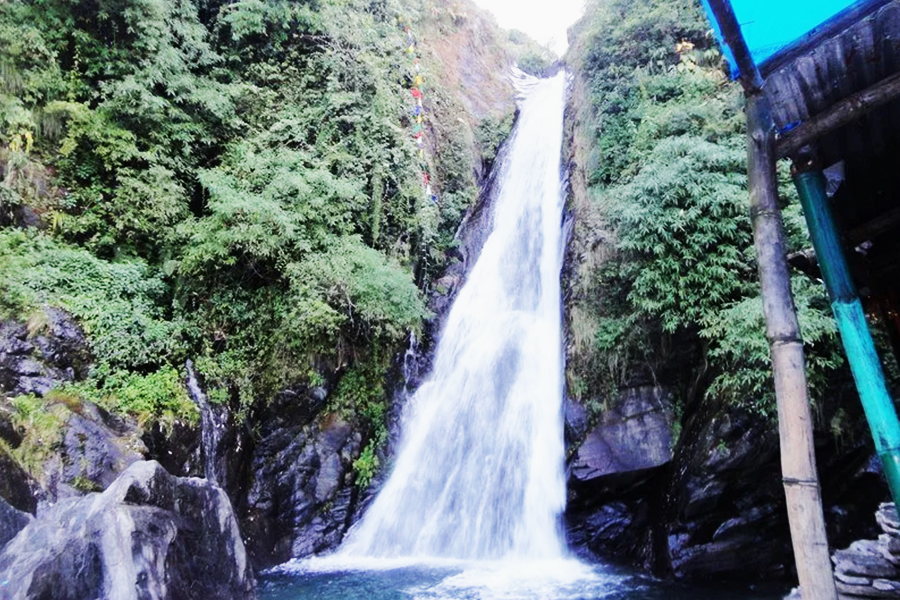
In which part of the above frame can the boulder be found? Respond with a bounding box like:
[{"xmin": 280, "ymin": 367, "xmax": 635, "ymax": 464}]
[
  {"xmin": 877, "ymin": 504, "xmax": 900, "ymax": 536},
  {"xmin": 833, "ymin": 540, "xmax": 900, "ymax": 579},
  {"xmin": 669, "ymin": 535, "xmax": 787, "ymax": 579},
  {"xmin": 835, "ymin": 580, "xmax": 900, "ymax": 599},
  {"xmin": 828, "ymin": 502, "xmax": 900, "ymax": 599},
  {"xmin": 569, "ymin": 386, "xmax": 674, "ymax": 483},
  {"xmin": 564, "ymin": 380, "xmax": 884, "ymax": 581},
  {"xmin": 564, "ymin": 397, "xmax": 589, "ymax": 446},
  {"xmin": 566, "ymin": 501, "xmax": 640, "ymax": 556},
  {"xmin": 32, "ymin": 401, "xmax": 146, "ymax": 502},
  {"xmin": 663, "ymin": 404, "xmax": 791, "ymax": 581},
  {"xmin": 61, "ymin": 404, "xmax": 145, "ymax": 491},
  {"xmin": 565, "ymin": 387, "xmax": 674, "ymax": 569},
  {"xmin": 0, "ymin": 460, "xmax": 255, "ymax": 600},
  {"xmin": 0, "ymin": 404, "xmax": 21, "ymax": 449}
]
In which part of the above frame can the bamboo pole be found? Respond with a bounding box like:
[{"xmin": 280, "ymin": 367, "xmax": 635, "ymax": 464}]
[
  {"xmin": 702, "ymin": 1, "xmax": 838, "ymax": 595},
  {"xmin": 747, "ymin": 94, "xmax": 838, "ymax": 600},
  {"xmin": 792, "ymin": 160, "xmax": 900, "ymax": 506}
]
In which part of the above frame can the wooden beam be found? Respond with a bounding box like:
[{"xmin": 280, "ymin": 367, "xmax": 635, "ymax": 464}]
[
  {"xmin": 707, "ymin": 3, "xmax": 840, "ymax": 594},
  {"xmin": 705, "ymin": 0, "xmax": 763, "ymax": 93},
  {"xmin": 777, "ymin": 71, "xmax": 900, "ymax": 159},
  {"xmin": 759, "ymin": 0, "xmax": 890, "ymax": 76},
  {"xmin": 848, "ymin": 207, "xmax": 900, "ymax": 245}
]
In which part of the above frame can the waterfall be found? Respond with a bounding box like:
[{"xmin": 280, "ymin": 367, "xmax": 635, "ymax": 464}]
[
  {"xmin": 186, "ymin": 359, "xmax": 224, "ymax": 485},
  {"xmin": 340, "ymin": 72, "xmax": 569, "ymax": 561}
]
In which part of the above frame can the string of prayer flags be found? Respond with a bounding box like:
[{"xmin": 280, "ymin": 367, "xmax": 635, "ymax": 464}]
[{"xmin": 398, "ymin": 16, "xmax": 438, "ymax": 204}]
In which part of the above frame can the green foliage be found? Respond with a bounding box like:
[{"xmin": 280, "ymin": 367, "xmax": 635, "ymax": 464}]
[
  {"xmin": 353, "ymin": 442, "xmax": 380, "ymax": 488},
  {"xmin": 602, "ymin": 134, "xmax": 752, "ymax": 333},
  {"xmin": 330, "ymin": 359, "xmax": 391, "ymax": 485},
  {"xmin": 565, "ymin": 0, "xmax": 844, "ymax": 417},
  {"xmin": 475, "ymin": 111, "xmax": 516, "ymax": 172},
  {"xmin": 506, "ymin": 29, "xmax": 556, "ymax": 77},
  {"xmin": 0, "ymin": 0, "xmax": 512, "ymax": 438},
  {"xmin": 331, "ymin": 363, "xmax": 388, "ymax": 429},
  {"xmin": 0, "ymin": 229, "xmax": 179, "ymax": 375},
  {"xmin": 700, "ymin": 276, "xmax": 843, "ymax": 417},
  {"xmin": 289, "ymin": 237, "xmax": 431, "ymax": 341},
  {"xmin": 104, "ymin": 366, "xmax": 199, "ymax": 427},
  {"xmin": 569, "ymin": 0, "xmax": 716, "ymax": 186}
]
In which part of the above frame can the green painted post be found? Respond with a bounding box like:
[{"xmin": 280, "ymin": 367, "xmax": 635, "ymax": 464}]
[{"xmin": 793, "ymin": 167, "xmax": 900, "ymax": 505}]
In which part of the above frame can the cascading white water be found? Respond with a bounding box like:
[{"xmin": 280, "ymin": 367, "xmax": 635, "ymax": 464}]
[{"xmin": 340, "ymin": 72, "xmax": 569, "ymax": 561}]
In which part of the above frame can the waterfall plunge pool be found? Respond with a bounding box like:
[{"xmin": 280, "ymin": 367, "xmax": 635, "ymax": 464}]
[
  {"xmin": 256, "ymin": 73, "xmax": 789, "ymax": 600},
  {"xmin": 257, "ymin": 558, "xmax": 788, "ymax": 600}
]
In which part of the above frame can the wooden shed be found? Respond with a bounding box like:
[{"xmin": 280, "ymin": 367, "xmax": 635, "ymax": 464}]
[{"xmin": 701, "ymin": 1, "xmax": 900, "ymax": 597}]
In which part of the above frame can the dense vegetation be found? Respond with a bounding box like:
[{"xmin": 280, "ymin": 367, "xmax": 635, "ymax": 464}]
[
  {"xmin": 0, "ymin": 0, "xmax": 539, "ymax": 477},
  {"xmin": 1, "ymin": 0, "xmax": 858, "ymax": 488},
  {"xmin": 564, "ymin": 0, "xmax": 844, "ymax": 419}
]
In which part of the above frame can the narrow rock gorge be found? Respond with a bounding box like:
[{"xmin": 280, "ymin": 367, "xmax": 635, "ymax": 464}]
[{"xmin": 0, "ymin": 0, "xmax": 896, "ymax": 596}]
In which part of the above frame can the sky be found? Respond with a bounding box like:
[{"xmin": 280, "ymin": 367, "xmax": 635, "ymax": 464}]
[{"xmin": 468, "ymin": 0, "xmax": 586, "ymax": 55}]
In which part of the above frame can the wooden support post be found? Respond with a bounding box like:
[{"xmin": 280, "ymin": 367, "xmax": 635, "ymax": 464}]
[
  {"xmin": 747, "ymin": 90, "xmax": 839, "ymax": 600},
  {"xmin": 705, "ymin": 1, "xmax": 838, "ymax": 596},
  {"xmin": 792, "ymin": 158, "xmax": 900, "ymax": 507}
]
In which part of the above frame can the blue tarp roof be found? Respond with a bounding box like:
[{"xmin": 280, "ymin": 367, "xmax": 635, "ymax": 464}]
[{"xmin": 700, "ymin": 0, "xmax": 878, "ymax": 78}]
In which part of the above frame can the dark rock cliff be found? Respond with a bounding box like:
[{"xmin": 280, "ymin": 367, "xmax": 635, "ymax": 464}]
[
  {"xmin": 238, "ymin": 387, "xmax": 362, "ymax": 567},
  {"xmin": 0, "ymin": 309, "xmax": 90, "ymax": 398}
]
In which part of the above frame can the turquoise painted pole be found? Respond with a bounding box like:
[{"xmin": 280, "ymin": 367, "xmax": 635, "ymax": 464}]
[{"xmin": 793, "ymin": 167, "xmax": 900, "ymax": 506}]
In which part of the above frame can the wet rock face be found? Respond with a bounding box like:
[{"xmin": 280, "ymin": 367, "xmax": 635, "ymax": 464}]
[
  {"xmin": 566, "ymin": 391, "xmax": 792, "ymax": 578},
  {"xmin": 0, "ymin": 313, "xmax": 146, "ymax": 508},
  {"xmin": 0, "ymin": 495, "xmax": 31, "ymax": 549},
  {"xmin": 59, "ymin": 403, "xmax": 146, "ymax": 493},
  {"xmin": 0, "ymin": 460, "xmax": 255, "ymax": 600},
  {"xmin": 565, "ymin": 383, "xmax": 886, "ymax": 582},
  {"xmin": 664, "ymin": 407, "xmax": 790, "ymax": 580},
  {"xmin": 239, "ymin": 388, "xmax": 361, "ymax": 569},
  {"xmin": 0, "ymin": 451, "xmax": 35, "ymax": 516},
  {"xmin": 0, "ymin": 309, "xmax": 90, "ymax": 397},
  {"xmin": 569, "ymin": 387, "xmax": 674, "ymax": 483},
  {"xmin": 0, "ymin": 396, "xmax": 146, "ymax": 521},
  {"xmin": 565, "ymin": 387, "xmax": 674, "ymax": 570},
  {"xmin": 0, "ymin": 411, "xmax": 37, "ymax": 515}
]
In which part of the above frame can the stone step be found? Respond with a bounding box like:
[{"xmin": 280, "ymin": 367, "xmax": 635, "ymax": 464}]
[
  {"xmin": 834, "ymin": 540, "xmax": 900, "ymax": 579},
  {"xmin": 877, "ymin": 503, "xmax": 900, "ymax": 536}
]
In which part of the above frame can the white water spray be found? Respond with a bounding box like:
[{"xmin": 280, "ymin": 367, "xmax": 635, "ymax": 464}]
[{"xmin": 340, "ymin": 72, "xmax": 570, "ymax": 561}]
